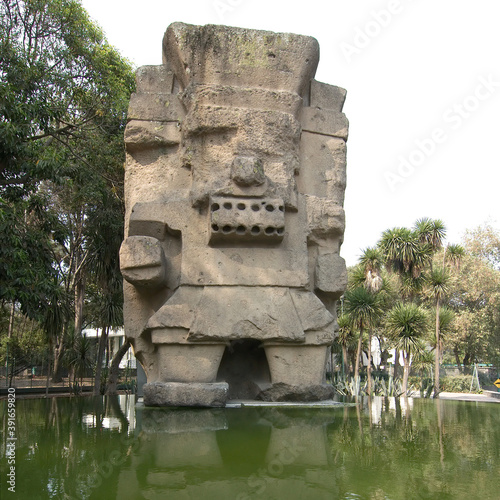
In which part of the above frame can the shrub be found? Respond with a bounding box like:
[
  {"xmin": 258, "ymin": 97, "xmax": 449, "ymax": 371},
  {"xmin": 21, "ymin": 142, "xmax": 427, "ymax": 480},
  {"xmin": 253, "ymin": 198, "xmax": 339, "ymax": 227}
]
[{"xmin": 440, "ymin": 375, "xmax": 481, "ymax": 393}]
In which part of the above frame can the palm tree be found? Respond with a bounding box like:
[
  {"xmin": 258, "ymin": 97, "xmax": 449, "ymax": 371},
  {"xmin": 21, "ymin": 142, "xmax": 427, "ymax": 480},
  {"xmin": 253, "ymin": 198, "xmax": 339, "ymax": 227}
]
[
  {"xmin": 336, "ymin": 313, "xmax": 355, "ymax": 379},
  {"xmin": 379, "ymin": 227, "xmax": 429, "ymax": 278},
  {"xmin": 445, "ymin": 243, "xmax": 465, "ymax": 270},
  {"xmin": 427, "ymin": 266, "xmax": 451, "ymax": 396},
  {"xmin": 386, "ymin": 302, "xmax": 427, "ymax": 395},
  {"xmin": 344, "ymin": 287, "xmax": 384, "ymax": 394},
  {"xmin": 64, "ymin": 332, "xmax": 95, "ymax": 388},
  {"xmin": 359, "ymin": 247, "xmax": 384, "ymax": 292},
  {"xmin": 412, "ymin": 349, "xmax": 435, "ymax": 393},
  {"xmin": 414, "ymin": 218, "xmax": 446, "ymax": 254}
]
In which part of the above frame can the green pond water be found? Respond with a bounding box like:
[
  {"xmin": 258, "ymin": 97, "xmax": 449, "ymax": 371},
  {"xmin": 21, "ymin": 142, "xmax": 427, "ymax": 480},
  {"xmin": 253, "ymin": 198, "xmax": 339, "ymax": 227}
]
[{"xmin": 1, "ymin": 395, "xmax": 499, "ymax": 499}]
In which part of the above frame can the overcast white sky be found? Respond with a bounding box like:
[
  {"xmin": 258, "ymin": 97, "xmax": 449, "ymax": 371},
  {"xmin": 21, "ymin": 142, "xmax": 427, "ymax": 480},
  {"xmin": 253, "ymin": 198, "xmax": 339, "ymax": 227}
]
[{"xmin": 81, "ymin": 0, "xmax": 499, "ymax": 266}]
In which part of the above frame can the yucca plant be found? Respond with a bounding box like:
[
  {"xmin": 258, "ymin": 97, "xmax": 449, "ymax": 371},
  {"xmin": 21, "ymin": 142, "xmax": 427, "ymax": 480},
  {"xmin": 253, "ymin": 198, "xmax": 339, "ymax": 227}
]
[
  {"xmin": 386, "ymin": 302, "xmax": 427, "ymax": 395},
  {"xmin": 344, "ymin": 287, "xmax": 384, "ymax": 394},
  {"xmin": 426, "ymin": 266, "xmax": 451, "ymax": 396}
]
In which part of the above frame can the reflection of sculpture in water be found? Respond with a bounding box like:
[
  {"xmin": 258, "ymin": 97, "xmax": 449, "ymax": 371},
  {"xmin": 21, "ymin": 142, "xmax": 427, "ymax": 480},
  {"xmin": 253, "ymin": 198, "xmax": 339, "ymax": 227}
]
[
  {"xmin": 114, "ymin": 407, "xmax": 338, "ymax": 499},
  {"xmin": 120, "ymin": 22, "xmax": 348, "ymax": 407}
]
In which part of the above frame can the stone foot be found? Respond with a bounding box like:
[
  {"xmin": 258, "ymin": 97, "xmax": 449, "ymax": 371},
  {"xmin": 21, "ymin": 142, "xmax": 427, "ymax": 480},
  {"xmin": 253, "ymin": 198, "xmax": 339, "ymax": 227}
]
[
  {"xmin": 256, "ymin": 382, "xmax": 335, "ymax": 402},
  {"xmin": 143, "ymin": 381, "xmax": 229, "ymax": 407}
]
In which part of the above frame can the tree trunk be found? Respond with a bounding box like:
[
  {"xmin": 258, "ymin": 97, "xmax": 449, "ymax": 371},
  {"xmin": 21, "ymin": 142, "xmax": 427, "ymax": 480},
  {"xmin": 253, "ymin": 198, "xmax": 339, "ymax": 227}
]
[
  {"xmin": 7, "ymin": 301, "xmax": 15, "ymax": 338},
  {"xmin": 453, "ymin": 346, "xmax": 462, "ymax": 374},
  {"xmin": 106, "ymin": 340, "xmax": 131, "ymax": 395},
  {"xmin": 354, "ymin": 324, "xmax": 364, "ymax": 391},
  {"xmin": 367, "ymin": 330, "xmax": 373, "ymax": 396},
  {"xmin": 402, "ymin": 352, "xmax": 410, "ymax": 395},
  {"xmin": 74, "ymin": 276, "xmax": 85, "ymax": 336},
  {"xmin": 51, "ymin": 342, "xmax": 65, "ymax": 383},
  {"xmin": 94, "ymin": 326, "xmax": 109, "ymax": 395},
  {"xmin": 434, "ymin": 297, "xmax": 441, "ymax": 397},
  {"xmin": 342, "ymin": 345, "xmax": 348, "ymax": 378},
  {"xmin": 394, "ymin": 349, "xmax": 400, "ymax": 379}
]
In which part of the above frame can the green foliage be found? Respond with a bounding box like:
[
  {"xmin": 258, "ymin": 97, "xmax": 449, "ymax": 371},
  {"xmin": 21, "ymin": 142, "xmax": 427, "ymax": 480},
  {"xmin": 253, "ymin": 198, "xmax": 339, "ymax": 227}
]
[
  {"xmin": 63, "ymin": 330, "xmax": 95, "ymax": 383},
  {"xmin": 342, "ymin": 218, "xmax": 499, "ymax": 392},
  {"xmin": 344, "ymin": 287, "xmax": 384, "ymax": 329},
  {"xmin": 440, "ymin": 375, "xmax": 481, "ymax": 394},
  {"xmin": 332, "ymin": 375, "xmax": 404, "ymax": 397},
  {"xmin": 0, "ymin": 0, "xmax": 135, "ymax": 384},
  {"xmin": 386, "ymin": 302, "xmax": 427, "ymax": 354}
]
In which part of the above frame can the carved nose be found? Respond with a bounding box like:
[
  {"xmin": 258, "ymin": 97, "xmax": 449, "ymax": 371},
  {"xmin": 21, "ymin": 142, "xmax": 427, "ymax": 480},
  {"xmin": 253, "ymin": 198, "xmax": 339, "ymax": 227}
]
[{"xmin": 231, "ymin": 156, "xmax": 266, "ymax": 187}]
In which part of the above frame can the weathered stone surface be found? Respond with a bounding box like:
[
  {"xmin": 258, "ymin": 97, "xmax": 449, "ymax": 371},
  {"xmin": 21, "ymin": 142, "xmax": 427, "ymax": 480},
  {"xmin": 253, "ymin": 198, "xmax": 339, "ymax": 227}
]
[
  {"xmin": 125, "ymin": 120, "xmax": 181, "ymax": 152},
  {"xmin": 305, "ymin": 195, "xmax": 345, "ymax": 240},
  {"xmin": 121, "ymin": 22, "xmax": 348, "ymax": 407},
  {"xmin": 120, "ymin": 235, "xmax": 166, "ymax": 287},
  {"xmin": 230, "ymin": 156, "xmax": 266, "ymax": 187},
  {"xmin": 189, "ymin": 287, "xmax": 305, "ymax": 342},
  {"xmin": 163, "ymin": 22, "xmax": 319, "ymax": 94},
  {"xmin": 256, "ymin": 383, "xmax": 335, "ymax": 402},
  {"xmin": 135, "ymin": 65, "xmax": 174, "ymax": 94},
  {"xmin": 264, "ymin": 345, "xmax": 330, "ymax": 386},
  {"xmin": 127, "ymin": 93, "xmax": 184, "ymax": 122},
  {"xmin": 310, "ymin": 80, "xmax": 347, "ymax": 112},
  {"xmin": 315, "ymin": 253, "xmax": 348, "ymax": 296},
  {"xmin": 301, "ymin": 107, "xmax": 349, "ymax": 139},
  {"xmin": 143, "ymin": 382, "xmax": 229, "ymax": 407}
]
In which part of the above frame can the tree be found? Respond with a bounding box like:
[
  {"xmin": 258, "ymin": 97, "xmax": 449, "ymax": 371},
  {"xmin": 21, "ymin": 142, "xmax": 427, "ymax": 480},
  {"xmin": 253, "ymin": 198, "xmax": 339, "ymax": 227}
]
[
  {"xmin": 63, "ymin": 330, "xmax": 94, "ymax": 388},
  {"xmin": 386, "ymin": 302, "xmax": 427, "ymax": 395},
  {"xmin": 445, "ymin": 226, "xmax": 500, "ymax": 369},
  {"xmin": 414, "ymin": 218, "xmax": 446, "ymax": 257},
  {"xmin": 379, "ymin": 227, "xmax": 430, "ymax": 279},
  {"xmin": 106, "ymin": 339, "xmax": 131, "ymax": 395},
  {"xmin": 426, "ymin": 266, "xmax": 451, "ymax": 396},
  {"xmin": 1, "ymin": 0, "xmax": 135, "ymax": 381},
  {"xmin": 444, "ymin": 244, "xmax": 465, "ymax": 270},
  {"xmin": 335, "ymin": 312, "xmax": 356, "ymax": 379},
  {"xmin": 359, "ymin": 247, "xmax": 384, "ymax": 293},
  {"xmin": 344, "ymin": 287, "xmax": 384, "ymax": 393}
]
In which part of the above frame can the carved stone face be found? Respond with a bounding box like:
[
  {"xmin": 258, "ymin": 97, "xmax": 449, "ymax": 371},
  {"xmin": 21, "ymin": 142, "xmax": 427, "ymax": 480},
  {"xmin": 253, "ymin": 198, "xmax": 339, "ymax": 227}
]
[{"xmin": 178, "ymin": 91, "xmax": 302, "ymax": 213}]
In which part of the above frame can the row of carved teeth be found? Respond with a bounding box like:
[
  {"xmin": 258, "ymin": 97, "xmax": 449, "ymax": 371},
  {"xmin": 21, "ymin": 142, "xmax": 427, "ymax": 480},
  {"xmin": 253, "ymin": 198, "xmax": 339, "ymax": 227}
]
[
  {"xmin": 211, "ymin": 201, "xmax": 284, "ymax": 213},
  {"xmin": 211, "ymin": 224, "xmax": 285, "ymax": 236}
]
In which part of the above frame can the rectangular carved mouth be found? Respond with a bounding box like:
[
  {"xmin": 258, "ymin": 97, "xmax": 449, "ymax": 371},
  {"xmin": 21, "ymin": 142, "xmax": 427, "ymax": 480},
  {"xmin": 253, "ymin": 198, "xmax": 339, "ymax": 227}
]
[{"xmin": 209, "ymin": 196, "xmax": 285, "ymax": 244}]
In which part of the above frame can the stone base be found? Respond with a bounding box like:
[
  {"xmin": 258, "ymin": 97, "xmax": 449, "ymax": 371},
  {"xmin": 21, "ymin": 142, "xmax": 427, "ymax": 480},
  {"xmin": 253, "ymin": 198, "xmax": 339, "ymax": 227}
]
[
  {"xmin": 256, "ymin": 382, "xmax": 335, "ymax": 402},
  {"xmin": 143, "ymin": 381, "xmax": 229, "ymax": 407}
]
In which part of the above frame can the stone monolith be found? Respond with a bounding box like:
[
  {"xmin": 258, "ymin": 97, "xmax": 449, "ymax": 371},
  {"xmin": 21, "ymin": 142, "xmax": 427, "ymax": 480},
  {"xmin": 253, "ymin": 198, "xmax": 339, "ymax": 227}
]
[{"xmin": 120, "ymin": 22, "xmax": 348, "ymax": 406}]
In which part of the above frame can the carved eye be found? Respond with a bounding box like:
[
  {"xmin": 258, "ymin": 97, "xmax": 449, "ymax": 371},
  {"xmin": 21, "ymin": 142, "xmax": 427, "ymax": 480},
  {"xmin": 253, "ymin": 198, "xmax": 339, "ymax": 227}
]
[
  {"xmin": 251, "ymin": 226, "xmax": 260, "ymax": 235},
  {"xmin": 237, "ymin": 203, "xmax": 246, "ymax": 210},
  {"xmin": 211, "ymin": 203, "xmax": 220, "ymax": 211},
  {"xmin": 223, "ymin": 202, "xmax": 232, "ymax": 210}
]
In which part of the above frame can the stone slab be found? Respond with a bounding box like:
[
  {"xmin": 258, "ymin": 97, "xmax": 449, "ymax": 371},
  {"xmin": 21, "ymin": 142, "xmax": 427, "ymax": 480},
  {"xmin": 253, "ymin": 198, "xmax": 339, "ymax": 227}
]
[
  {"xmin": 256, "ymin": 383, "xmax": 335, "ymax": 402},
  {"xmin": 127, "ymin": 93, "xmax": 184, "ymax": 122},
  {"xmin": 301, "ymin": 107, "xmax": 349, "ymax": 139},
  {"xmin": 309, "ymin": 80, "xmax": 347, "ymax": 112},
  {"xmin": 143, "ymin": 381, "xmax": 229, "ymax": 407}
]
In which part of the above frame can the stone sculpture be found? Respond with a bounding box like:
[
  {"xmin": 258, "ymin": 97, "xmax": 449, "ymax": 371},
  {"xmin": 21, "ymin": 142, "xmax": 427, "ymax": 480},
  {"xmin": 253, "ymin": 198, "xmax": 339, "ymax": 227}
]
[{"xmin": 120, "ymin": 22, "xmax": 348, "ymax": 406}]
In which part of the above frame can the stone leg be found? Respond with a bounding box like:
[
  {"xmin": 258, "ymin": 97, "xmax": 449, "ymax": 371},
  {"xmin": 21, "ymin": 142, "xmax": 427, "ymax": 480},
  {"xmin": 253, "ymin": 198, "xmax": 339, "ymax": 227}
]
[
  {"xmin": 259, "ymin": 345, "xmax": 334, "ymax": 401},
  {"xmin": 265, "ymin": 345, "xmax": 329, "ymax": 386},
  {"xmin": 143, "ymin": 344, "xmax": 228, "ymax": 407}
]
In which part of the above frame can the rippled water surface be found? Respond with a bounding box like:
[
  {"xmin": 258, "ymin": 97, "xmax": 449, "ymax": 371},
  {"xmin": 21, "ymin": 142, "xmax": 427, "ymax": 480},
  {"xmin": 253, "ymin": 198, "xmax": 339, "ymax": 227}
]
[{"xmin": 1, "ymin": 395, "xmax": 499, "ymax": 499}]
